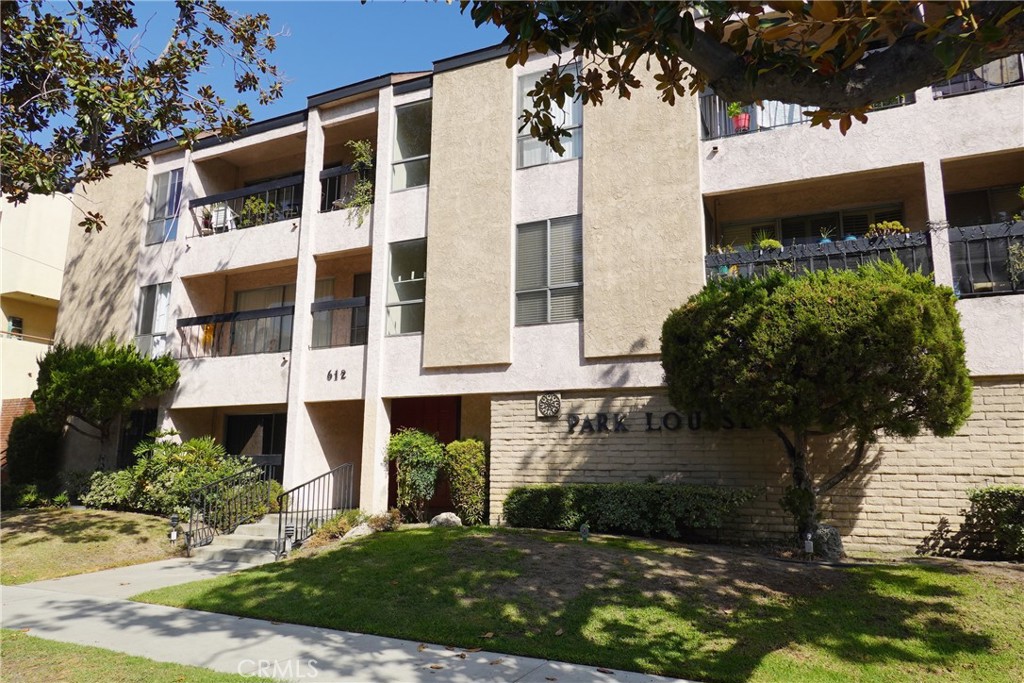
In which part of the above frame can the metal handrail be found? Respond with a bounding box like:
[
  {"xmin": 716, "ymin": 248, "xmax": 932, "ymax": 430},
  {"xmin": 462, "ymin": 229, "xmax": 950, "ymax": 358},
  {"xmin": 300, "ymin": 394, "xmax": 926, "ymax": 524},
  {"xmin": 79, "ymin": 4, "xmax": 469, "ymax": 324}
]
[
  {"xmin": 185, "ymin": 464, "xmax": 273, "ymax": 556},
  {"xmin": 276, "ymin": 463, "xmax": 355, "ymax": 557}
]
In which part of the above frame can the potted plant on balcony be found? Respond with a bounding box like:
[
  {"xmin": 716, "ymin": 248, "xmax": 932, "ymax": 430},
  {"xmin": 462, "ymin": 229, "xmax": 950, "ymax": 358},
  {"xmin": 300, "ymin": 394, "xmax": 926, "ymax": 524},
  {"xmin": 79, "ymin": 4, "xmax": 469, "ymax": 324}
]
[
  {"xmin": 726, "ymin": 102, "xmax": 750, "ymax": 133},
  {"xmin": 200, "ymin": 208, "xmax": 214, "ymax": 235},
  {"xmin": 752, "ymin": 228, "xmax": 782, "ymax": 251},
  {"xmin": 818, "ymin": 226, "xmax": 835, "ymax": 244},
  {"xmin": 865, "ymin": 220, "xmax": 909, "ymax": 240},
  {"xmin": 1008, "ymin": 242, "xmax": 1024, "ymax": 290}
]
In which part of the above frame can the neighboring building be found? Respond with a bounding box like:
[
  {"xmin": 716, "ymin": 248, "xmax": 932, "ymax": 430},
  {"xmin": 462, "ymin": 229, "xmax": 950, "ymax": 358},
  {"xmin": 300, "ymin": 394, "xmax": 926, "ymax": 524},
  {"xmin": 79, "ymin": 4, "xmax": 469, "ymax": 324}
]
[
  {"xmin": 55, "ymin": 46, "xmax": 1024, "ymax": 552},
  {"xmin": 1, "ymin": 194, "xmax": 72, "ymax": 468}
]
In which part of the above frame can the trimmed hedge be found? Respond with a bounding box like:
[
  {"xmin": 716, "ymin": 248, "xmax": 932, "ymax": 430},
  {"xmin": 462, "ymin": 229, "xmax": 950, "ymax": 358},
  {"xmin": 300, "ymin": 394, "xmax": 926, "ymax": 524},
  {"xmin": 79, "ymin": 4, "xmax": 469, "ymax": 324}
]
[
  {"xmin": 445, "ymin": 438, "xmax": 486, "ymax": 525},
  {"xmin": 967, "ymin": 486, "xmax": 1024, "ymax": 560},
  {"xmin": 503, "ymin": 482, "xmax": 758, "ymax": 539}
]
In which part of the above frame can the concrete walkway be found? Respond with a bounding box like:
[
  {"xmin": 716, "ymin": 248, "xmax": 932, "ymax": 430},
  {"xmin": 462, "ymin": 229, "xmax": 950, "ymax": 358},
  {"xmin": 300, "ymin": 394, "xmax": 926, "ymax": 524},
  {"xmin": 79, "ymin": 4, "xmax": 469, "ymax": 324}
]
[{"xmin": 2, "ymin": 558, "xmax": 690, "ymax": 682}]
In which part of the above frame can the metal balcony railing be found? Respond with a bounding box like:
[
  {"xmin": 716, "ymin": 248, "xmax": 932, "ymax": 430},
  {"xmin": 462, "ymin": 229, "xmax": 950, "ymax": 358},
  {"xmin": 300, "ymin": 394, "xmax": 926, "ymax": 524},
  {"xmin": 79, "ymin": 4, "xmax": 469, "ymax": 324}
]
[
  {"xmin": 189, "ymin": 174, "xmax": 303, "ymax": 236},
  {"xmin": 176, "ymin": 306, "xmax": 295, "ymax": 359},
  {"xmin": 699, "ymin": 91, "xmax": 915, "ymax": 141},
  {"xmin": 705, "ymin": 232, "xmax": 933, "ymax": 281},
  {"xmin": 932, "ymin": 54, "xmax": 1024, "ymax": 100},
  {"xmin": 320, "ymin": 164, "xmax": 374, "ymax": 213},
  {"xmin": 310, "ymin": 296, "xmax": 369, "ymax": 348},
  {"xmin": 949, "ymin": 222, "xmax": 1024, "ymax": 298}
]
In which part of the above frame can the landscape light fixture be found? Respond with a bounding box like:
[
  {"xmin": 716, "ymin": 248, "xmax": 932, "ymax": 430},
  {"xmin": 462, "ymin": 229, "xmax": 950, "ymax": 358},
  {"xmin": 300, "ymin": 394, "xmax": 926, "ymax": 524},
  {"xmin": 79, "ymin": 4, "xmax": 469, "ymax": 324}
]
[
  {"xmin": 169, "ymin": 513, "xmax": 180, "ymax": 542},
  {"xmin": 579, "ymin": 522, "xmax": 590, "ymax": 543}
]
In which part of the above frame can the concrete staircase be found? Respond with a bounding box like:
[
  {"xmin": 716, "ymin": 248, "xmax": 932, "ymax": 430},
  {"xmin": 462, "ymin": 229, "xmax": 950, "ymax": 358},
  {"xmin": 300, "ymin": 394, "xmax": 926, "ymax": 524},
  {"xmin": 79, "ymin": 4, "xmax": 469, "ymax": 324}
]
[{"xmin": 190, "ymin": 515, "xmax": 280, "ymax": 565}]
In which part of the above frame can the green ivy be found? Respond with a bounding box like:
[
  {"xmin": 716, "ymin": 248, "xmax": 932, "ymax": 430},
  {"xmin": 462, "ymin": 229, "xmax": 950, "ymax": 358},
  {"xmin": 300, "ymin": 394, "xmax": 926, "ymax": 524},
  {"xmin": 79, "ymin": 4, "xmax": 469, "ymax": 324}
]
[{"xmin": 343, "ymin": 138, "xmax": 375, "ymax": 227}]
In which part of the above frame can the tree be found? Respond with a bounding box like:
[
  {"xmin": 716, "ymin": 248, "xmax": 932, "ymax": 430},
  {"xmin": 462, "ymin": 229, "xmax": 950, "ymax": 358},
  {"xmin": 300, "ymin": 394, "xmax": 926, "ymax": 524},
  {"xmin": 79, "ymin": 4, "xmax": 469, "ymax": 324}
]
[
  {"xmin": 660, "ymin": 261, "xmax": 972, "ymax": 541},
  {"xmin": 32, "ymin": 339, "xmax": 180, "ymax": 449},
  {"xmin": 462, "ymin": 1, "xmax": 1024, "ymax": 148},
  {"xmin": 1, "ymin": 0, "xmax": 283, "ymax": 231}
]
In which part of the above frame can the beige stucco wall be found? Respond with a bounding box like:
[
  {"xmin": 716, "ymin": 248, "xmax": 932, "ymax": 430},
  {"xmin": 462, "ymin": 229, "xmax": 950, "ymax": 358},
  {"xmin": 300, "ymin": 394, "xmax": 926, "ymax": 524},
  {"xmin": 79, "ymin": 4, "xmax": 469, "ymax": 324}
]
[
  {"xmin": 582, "ymin": 70, "xmax": 704, "ymax": 358},
  {"xmin": 1, "ymin": 194, "xmax": 71, "ymax": 303},
  {"xmin": 460, "ymin": 393, "xmax": 491, "ymax": 442},
  {"xmin": 56, "ymin": 164, "xmax": 147, "ymax": 344},
  {"xmin": 422, "ymin": 59, "xmax": 514, "ymax": 368},
  {"xmin": 0, "ymin": 338, "xmax": 49, "ymax": 399},
  {"xmin": 307, "ymin": 400, "xmax": 364, "ymax": 507},
  {"xmin": 488, "ymin": 379, "xmax": 1023, "ymax": 552}
]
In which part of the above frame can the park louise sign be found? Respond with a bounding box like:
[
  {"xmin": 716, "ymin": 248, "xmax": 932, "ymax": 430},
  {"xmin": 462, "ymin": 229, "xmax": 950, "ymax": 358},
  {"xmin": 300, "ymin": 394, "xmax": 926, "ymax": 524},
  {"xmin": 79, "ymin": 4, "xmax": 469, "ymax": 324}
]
[{"xmin": 564, "ymin": 410, "xmax": 750, "ymax": 435}]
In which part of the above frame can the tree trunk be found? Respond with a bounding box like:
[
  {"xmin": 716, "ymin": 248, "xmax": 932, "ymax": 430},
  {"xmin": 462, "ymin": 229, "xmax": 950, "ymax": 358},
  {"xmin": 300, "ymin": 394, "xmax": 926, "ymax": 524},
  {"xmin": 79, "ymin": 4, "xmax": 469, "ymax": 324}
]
[{"xmin": 774, "ymin": 428, "xmax": 820, "ymax": 542}]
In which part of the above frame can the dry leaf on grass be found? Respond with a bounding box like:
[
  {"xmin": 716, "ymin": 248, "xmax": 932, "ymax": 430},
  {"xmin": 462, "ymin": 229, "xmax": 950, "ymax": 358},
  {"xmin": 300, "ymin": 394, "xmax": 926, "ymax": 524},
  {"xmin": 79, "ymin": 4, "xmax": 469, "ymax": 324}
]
[
  {"xmin": 429, "ymin": 664, "xmax": 443, "ymax": 670},
  {"xmin": 417, "ymin": 644, "xmax": 427, "ymax": 652},
  {"xmin": 481, "ymin": 631, "xmax": 494, "ymax": 638},
  {"xmin": 490, "ymin": 658, "xmax": 504, "ymax": 665},
  {"xmin": 555, "ymin": 628, "xmax": 564, "ymax": 636}
]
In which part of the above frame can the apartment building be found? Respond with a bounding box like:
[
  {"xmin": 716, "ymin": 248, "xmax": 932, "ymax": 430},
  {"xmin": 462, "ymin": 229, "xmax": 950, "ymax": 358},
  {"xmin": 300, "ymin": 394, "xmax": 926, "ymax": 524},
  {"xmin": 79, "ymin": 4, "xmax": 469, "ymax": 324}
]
[
  {"xmin": 55, "ymin": 45, "xmax": 1023, "ymax": 551},
  {"xmin": 1, "ymin": 194, "xmax": 71, "ymax": 462}
]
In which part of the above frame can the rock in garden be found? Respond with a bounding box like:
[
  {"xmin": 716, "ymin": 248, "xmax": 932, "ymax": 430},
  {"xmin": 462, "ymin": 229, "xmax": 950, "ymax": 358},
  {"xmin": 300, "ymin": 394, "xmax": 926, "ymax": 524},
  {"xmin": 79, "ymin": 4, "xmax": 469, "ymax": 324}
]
[
  {"xmin": 343, "ymin": 523, "xmax": 374, "ymax": 539},
  {"xmin": 429, "ymin": 512, "xmax": 463, "ymax": 527},
  {"xmin": 814, "ymin": 525, "xmax": 845, "ymax": 562}
]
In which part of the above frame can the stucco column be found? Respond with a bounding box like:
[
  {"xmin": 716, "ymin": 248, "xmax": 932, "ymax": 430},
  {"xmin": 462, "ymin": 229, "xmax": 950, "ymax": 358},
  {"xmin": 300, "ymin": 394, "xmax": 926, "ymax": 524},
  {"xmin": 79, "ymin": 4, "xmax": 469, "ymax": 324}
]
[
  {"xmin": 922, "ymin": 159, "xmax": 954, "ymax": 287},
  {"xmin": 282, "ymin": 109, "xmax": 326, "ymax": 488},
  {"xmin": 357, "ymin": 86, "xmax": 395, "ymax": 512}
]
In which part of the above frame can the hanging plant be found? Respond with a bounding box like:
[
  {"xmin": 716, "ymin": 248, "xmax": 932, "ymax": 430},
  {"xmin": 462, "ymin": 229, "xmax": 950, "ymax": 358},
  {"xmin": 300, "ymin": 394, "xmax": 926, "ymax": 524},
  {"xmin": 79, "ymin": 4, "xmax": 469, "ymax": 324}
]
[{"xmin": 344, "ymin": 138, "xmax": 375, "ymax": 227}]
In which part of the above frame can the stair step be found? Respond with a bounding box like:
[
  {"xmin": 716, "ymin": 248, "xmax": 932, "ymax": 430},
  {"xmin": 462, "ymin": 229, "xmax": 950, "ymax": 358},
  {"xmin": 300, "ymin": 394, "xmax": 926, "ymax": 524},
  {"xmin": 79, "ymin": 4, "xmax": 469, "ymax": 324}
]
[
  {"xmin": 208, "ymin": 534, "xmax": 279, "ymax": 551},
  {"xmin": 191, "ymin": 546, "xmax": 277, "ymax": 565},
  {"xmin": 233, "ymin": 521, "xmax": 281, "ymax": 538}
]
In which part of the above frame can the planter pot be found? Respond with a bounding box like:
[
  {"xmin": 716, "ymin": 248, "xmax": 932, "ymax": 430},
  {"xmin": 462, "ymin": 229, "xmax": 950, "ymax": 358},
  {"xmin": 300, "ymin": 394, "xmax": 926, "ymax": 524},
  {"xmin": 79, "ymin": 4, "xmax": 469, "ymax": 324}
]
[
  {"xmin": 731, "ymin": 113, "xmax": 750, "ymax": 132},
  {"xmin": 843, "ymin": 234, "xmax": 858, "ymax": 241},
  {"xmin": 819, "ymin": 237, "xmax": 833, "ymax": 244}
]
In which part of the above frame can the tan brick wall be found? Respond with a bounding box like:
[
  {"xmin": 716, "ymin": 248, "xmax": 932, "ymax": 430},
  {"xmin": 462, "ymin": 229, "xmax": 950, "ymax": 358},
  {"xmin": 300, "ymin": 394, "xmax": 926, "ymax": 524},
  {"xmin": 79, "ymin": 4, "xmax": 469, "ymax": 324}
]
[{"xmin": 488, "ymin": 379, "xmax": 1023, "ymax": 552}]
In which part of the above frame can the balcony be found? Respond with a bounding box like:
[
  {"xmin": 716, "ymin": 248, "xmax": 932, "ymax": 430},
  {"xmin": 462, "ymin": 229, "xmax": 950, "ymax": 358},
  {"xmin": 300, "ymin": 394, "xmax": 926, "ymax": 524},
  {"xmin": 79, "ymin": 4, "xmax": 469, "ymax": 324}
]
[
  {"xmin": 176, "ymin": 306, "xmax": 295, "ymax": 359},
  {"xmin": 319, "ymin": 164, "xmax": 374, "ymax": 213},
  {"xmin": 310, "ymin": 297, "xmax": 369, "ymax": 349},
  {"xmin": 699, "ymin": 92, "xmax": 915, "ymax": 141},
  {"xmin": 705, "ymin": 232, "xmax": 933, "ymax": 281},
  {"xmin": 188, "ymin": 175, "xmax": 303, "ymax": 237},
  {"xmin": 932, "ymin": 55, "xmax": 1024, "ymax": 100},
  {"xmin": 949, "ymin": 221, "xmax": 1024, "ymax": 298}
]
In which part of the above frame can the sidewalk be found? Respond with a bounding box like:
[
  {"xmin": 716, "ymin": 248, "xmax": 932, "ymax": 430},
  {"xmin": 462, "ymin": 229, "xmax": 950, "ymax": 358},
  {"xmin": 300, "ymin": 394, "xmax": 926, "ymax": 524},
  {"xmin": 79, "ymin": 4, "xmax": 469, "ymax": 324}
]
[{"xmin": 2, "ymin": 558, "xmax": 690, "ymax": 682}]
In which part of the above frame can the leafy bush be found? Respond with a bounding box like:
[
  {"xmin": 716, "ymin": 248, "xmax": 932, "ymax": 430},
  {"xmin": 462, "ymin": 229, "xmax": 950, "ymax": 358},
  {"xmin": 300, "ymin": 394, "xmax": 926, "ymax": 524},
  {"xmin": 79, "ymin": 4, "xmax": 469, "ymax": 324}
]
[
  {"xmin": 503, "ymin": 483, "xmax": 758, "ymax": 539},
  {"xmin": 5, "ymin": 412, "xmax": 62, "ymax": 485},
  {"xmin": 52, "ymin": 491, "xmax": 70, "ymax": 508},
  {"xmin": 268, "ymin": 479, "xmax": 286, "ymax": 514},
  {"xmin": 967, "ymin": 486, "xmax": 1024, "ymax": 560},
  {"xmin": 387, "ymin": 429, "xmax": 444, "ymax": 522},
  {"xmin": 304, "ymin": 509, "xmax": 368, "ymax": 549},
  {"xmin": 58, "ymin": 470, "xmax": 94, "ymax": 504},
  {"xmin": 0, "ymin": 483, "xmax": 49, "ymax": 510},
  {"xmin": 367, "ymin": 508, "xmax": 402, "ymax": 532},
  {"xmin": 445, "ymin": 438, "xmax": 487, "ymax": 525},
  {"xmin": 81, "ymin": 436, "xmax": 255, "ymax": 518}
]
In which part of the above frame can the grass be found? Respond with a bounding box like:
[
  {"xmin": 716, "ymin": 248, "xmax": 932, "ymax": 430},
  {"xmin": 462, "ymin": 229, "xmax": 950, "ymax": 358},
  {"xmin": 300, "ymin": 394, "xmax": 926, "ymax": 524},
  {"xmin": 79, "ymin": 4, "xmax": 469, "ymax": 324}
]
[
  {"xmin": 1, "ymin": 508, "xmax": 181, "ymax": 584},
  {"xmin": 134, "ymin": 526, "xmax": 1024, "ymax": 683},
  {"xmin": 0, "ymin": 629, "xmax": 272, "ymax": 682}
]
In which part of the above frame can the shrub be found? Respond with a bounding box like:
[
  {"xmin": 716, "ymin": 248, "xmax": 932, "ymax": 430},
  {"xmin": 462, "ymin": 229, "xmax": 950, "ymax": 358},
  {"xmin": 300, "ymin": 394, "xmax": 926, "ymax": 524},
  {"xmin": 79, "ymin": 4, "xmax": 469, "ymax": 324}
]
[
  {"xmin": 304, "ymin": 509, "xmax": 368, "ymax": 549},
  {"xmin": 503, "ymin": 482, "xmax": 758, "ymax": 539},
  {"xmin": 967, "ymin": 486, "xmax": 1024, "ymax": 560},
  {"xmin": 386, "ymin": 429, "xmax": 444, "ymax": 521},
  {"xmin": 445, "ymin": 438, "xmax": 486, "ymax": 525},
  {"xmin": 58, "ymin": 470, "xmax": 94, "ymax": 504},
  {"xmin": 52, "ymin": 491, "xmax": 70, "ymax": 508},
  {"xmin": 81, "ymin": 436, "xmax": 255, "ymax": 518},
  {"xmin": 367, "ymin": 508, "xmax": 402, "ymax": 532},
  {"xmin": 0, "ymin": 483, "xmax": 49, "ymax": 510},
  {"xmin": 268, "ymin": 479, "xmax": 286, "ymax": 514},
  {"xmin": 5, "ymin": 412, "xmax": 62, "ymax": 486}
]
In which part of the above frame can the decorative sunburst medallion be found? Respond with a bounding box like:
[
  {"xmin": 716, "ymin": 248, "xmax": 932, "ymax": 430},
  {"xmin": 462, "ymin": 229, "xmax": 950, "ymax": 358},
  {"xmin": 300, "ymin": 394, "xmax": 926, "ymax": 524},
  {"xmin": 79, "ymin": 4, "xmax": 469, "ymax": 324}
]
[{"xmin": 537, "ymin": 393, "xmax": 561, "ymax": 418}]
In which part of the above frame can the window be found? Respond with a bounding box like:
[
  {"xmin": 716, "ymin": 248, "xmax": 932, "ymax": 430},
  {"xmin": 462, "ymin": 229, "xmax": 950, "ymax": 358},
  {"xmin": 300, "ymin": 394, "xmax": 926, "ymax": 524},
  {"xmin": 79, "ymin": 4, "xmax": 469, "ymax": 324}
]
[
  {"xmin": 517, "ymin": 65, "xmax": 582, "ymax": 169},
  {"xmin": 392, "ymin": 101, "xmax": 432, "ymax": 190},
  {"xmin": 386, "ymin": 239, "xmax": 426, "ymax": 335},
  {"xmin": 7, "ymin": 316, "xmax": 24, "ymax": 338},
  {"xmin": 720, "ymin": 205, "xmax": 904, "ymax": 247},
  {"xmin": 231, "ymin": 284, "xmax": 295, "ymax": 355},
  {"xmin": 516, "ymin": 215, "xmax": 583, "ymax": 325},
  {"xmin": 136, "ymin": 283, "xmax": 171, "ymax": 357},
  {"xmin": 145, "ymin": 169, "xmax": 183, "ymax": 245}
]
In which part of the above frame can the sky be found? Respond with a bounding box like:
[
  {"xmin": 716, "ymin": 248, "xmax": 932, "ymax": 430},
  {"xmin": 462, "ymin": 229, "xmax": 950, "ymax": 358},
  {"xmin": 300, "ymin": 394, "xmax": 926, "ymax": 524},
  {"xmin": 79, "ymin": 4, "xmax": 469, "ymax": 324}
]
[{"xmin": 130, "ymin": 0, "xmax": 507, "ymax": 122}]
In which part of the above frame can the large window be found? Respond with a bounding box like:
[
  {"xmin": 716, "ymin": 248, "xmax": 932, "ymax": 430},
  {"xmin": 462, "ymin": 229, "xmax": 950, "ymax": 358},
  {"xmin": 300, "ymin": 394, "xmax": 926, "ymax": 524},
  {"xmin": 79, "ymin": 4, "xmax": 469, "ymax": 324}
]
[
  {"xmin": 386, "ymin": 239, "xmax": 426, "ymax": 335},
  {"xmin": 392, "ymin": 101, "xmax": 432, "ymax": 191},
  {"xmin": 136, "ymin": 283, "xmax": 171, "ymax": 357},
  {"xmin": 720, "ymin": 204, "xmax": 904, "ymax": 247},
  {"xmin": 231, "ymin": 284, "xmax": 295, "ymax": 355},
  {"xmin": 517, "ymin": 66, "xmax": 582, "ymax": 169},
  {"xmin": 145, "ymin": 168, "xmax": 183, "ymax": 245},
  {"xmin": 516, "ymin": 215, "xmax": 583, "ymax": 325}
]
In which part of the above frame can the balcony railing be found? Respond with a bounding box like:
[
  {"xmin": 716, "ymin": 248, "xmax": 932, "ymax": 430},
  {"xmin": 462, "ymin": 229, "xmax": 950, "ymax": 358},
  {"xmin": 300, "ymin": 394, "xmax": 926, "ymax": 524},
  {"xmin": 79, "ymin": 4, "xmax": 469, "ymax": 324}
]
[
  {"xmin": 932, "ymin": 54, "xmax": 1024, "ymax": 100},
  {"xmin": 320, "ymin": 164, "xmax": 374, "ymax": 213},
  {"xmin": 176, "ymin": 306, "xmax": 295, "ymax": 359},
  {"xmin": 949, "ymin": 221, "xmax": 1024, "ymax": 298},
  {"xmin": 310, "ymin": 297, "xmax": 369, "ymax": 349},
  {"xmin": 700, "ymin": 92, "xmax": 915, "ymax": 141},
  {"xmin": 188, "ymin": 174, "xmax": 303, "ymax": 236},
  {"xmin": 705, "ymin": 232, "xmax": 932, "ymax": 281}
]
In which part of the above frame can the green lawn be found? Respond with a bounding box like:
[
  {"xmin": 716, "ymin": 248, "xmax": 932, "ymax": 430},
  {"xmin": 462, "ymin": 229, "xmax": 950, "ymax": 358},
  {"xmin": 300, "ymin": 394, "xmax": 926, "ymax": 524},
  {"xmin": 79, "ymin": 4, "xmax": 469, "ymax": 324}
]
[
  {"xmin": 134, "ymin": 527, "xmax": 1024, "ymax": 683},
  {"xmin": 1, "ymin": 508, "xmax": 182, "ymax": 584},
  {"xmin": 0, "ymin": 629, "xmax": 272, "ymax": 682}
]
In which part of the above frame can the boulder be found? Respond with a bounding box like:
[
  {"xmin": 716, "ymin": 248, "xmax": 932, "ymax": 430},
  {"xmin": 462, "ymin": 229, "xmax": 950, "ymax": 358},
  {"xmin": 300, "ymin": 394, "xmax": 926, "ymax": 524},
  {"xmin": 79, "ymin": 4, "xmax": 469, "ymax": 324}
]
[
  {"xmin": 343, "ymin": 523, "xmax": 374, "ymax": 540},
  {"xmin": 429, "ymin": 512, "xmax": 463, "ymax": 528},
  {"xmin": 813, "ymin": 525, "xmax": 845, "ymax": 562}
]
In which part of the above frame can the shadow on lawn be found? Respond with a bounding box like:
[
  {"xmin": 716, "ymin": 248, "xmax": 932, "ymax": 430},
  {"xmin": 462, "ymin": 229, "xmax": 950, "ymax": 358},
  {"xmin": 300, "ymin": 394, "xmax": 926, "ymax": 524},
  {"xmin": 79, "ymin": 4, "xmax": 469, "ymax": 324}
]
[
  {"xmin": 1, "ymin": 509, "xmax": 159, "ymax": 546},
  {"xmin": 139, "ymin": 528, "xmax": 1000, "ymax": 682}
]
